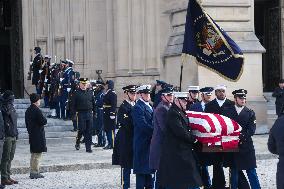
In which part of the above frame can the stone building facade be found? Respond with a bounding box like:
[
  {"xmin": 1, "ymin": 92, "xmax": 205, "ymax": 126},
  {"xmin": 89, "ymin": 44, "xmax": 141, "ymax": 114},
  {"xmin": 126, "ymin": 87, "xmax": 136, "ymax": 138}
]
[{"xmin": 1, "ymin": 0, "xmax": 274, "ymax": 130}]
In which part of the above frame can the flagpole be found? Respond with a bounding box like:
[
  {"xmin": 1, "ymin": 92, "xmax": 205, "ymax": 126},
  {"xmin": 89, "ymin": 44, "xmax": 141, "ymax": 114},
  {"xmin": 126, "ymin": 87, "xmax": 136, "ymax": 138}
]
[{"xmin": 180, "ymin": 53, "xmax": 189, "ymax": 92}]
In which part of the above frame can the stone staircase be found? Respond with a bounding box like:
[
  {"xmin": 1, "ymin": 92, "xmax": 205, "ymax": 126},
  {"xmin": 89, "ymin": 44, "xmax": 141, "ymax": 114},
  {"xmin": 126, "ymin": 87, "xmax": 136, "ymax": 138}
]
[
  {"xmin": 263, "ymin": 92, "xmax": 277, "ymax": 129},
  {"xmin": 15, "ymin": 99, "xmax": 76, "ymax": 144}
]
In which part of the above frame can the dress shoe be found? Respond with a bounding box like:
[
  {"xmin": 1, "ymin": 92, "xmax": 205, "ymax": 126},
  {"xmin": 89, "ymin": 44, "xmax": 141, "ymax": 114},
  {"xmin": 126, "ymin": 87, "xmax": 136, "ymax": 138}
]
[
  {"xmin": 103, "ymin": 145, "xmax": 113, "ymax": 150},
  {"xmin": 30, "ymin": 173, "xmax": 44, "ymax": 179},
  {"xmin": 86, "ymin": 149, "xmax": 93, "ymax": 153},
  {"xmin": 1, "ymin": 179, "xmax": 13, "ymax": 185},
  {"xmin": 71, "ymin": 129, "xmax": 77, "ymax": 132},
  {"xmin": 75, "ymin": 143, "xmax": 80, "ymax": 150},
  {"xmin": 9, "ymin": 178, "xmax": 18, "ymax": 184}
]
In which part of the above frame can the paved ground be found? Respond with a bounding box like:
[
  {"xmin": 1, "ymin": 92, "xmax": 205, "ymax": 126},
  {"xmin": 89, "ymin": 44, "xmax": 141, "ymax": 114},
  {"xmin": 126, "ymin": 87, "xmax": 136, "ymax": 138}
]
[
  {"xmin": 3, "ymin": 134, "xmax": 278, "ymax": 188},
  {"xmin": 5, "ymin": 159, "xmax": 278, "ymax": 189}
]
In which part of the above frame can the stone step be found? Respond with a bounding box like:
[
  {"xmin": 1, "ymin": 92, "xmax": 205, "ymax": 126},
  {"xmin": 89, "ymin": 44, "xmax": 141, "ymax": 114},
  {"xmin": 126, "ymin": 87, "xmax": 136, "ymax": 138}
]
[
  {"xmin": 18, "ymin": 125, "xmax": 73, "ymax": 133},
  {"xmin": 17, "ymin": 137, "xmax": 76, "ymax": 145},
  {"xmin": 14, "ymin": 99, "xmax": 33, "ymax": 104},
  {"xmin": 18, "ymin": 131, "xmax": 77, "ymax": 139},
  {"xmin": 267, "ymin": 109, "xmax": 276, "ymax": 115},
  {"xmin": 17, "ymin": 118, "xmax": 72, "ymax": 128},
  {"xmin": 267, "ymin": 117, "xmax": 277, "ymax": 128}
]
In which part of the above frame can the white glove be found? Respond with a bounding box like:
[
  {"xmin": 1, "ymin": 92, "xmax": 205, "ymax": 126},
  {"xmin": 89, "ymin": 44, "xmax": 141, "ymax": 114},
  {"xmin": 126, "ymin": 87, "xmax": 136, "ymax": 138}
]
[
  {"xmin": 44, "ymin": 79, "xmax": 48, "ymax": 83},
  {"xmin": 67, "ymin": 88, "xmax": 71, "ymax": 92},
  {"xmin": 110, "ymin": 116, "xmax": 116, "ymax": 120},
  {"xmin": 39, "ymin": 70, "xmax": 43, "ymax": 74},
  {"xmin": 30, "ymin": 62, "xmax": 33, "ymax": 65},
  {"xmin": 60, "ymin": 78, "xmax": 64, "ymax": 82}
]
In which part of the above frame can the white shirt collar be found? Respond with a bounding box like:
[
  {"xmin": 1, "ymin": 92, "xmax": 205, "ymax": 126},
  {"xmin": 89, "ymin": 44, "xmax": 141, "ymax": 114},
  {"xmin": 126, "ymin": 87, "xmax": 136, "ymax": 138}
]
[
  {"xmin": 126, "ymin": 99, "xmax": 135, "ymax": 106},
  {"xmin": 235, "ymin": 105, "xmax": 244, "ymax": 115},
  {"xmin": 216, "ymin": 98, "xmax": 226, "ymax": 107},
  {"xmin": 201, "ymin": 101, "xmax": 206, "ymax": 111}
]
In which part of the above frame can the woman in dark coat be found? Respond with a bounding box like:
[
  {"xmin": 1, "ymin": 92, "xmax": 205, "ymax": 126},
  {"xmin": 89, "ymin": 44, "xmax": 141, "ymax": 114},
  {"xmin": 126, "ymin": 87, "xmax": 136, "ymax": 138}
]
[
  {"xmin": 25, "ymin": 93, "xmax": 47, "ymax": 179},
  {"xmin": 159, "ymin": 92, "xmax": 202, "ymax": 189}
]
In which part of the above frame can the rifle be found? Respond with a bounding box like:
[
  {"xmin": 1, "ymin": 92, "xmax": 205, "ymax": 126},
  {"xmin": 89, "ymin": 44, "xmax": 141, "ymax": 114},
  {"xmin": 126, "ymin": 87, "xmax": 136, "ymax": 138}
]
[{"xmin": 27, "ymin": 51, "xmax": 33, "ymax": 80}]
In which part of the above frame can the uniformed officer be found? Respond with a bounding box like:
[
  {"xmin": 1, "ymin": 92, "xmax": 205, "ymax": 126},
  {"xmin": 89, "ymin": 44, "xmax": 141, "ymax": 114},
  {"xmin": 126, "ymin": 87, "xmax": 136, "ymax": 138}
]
[
  {"xmin": 59, "ymin": 60, "xmax": 74, "ymax": 119},
  {"xmin": 223, "ymin": 89, "xmax": 261, "ymax": 189},
  {"xmin": 73, "ymin": 78, "xmax": 95, "ymax": 153},
  {"xmin": 132, "ymin": 85, "xmax": 154, "ymax": 189},
  {"xmin": 186, "ymin": 85, "xmax": 200, "ymax": 110},
  {"xmin": 48, "ymin": 63, "xmax": 61, "ymax": 119},
  {"xmin": 205, "ymin": 85, "xmax": 249, "ymax": 189},
  {"xmin": 189, "ymin": 87, "xmax": 214, "ymax": 189},
  {"xmin": 149, "ymin": 85, "xmax": 174, "ymax": 189},
  {"xmin": 158, "ymin": 91, "xmax": 202, "ymax": 189},
  {"xmin": 150, "ymin": 80, "xmax": 168, "ymax": 109},
  {"xmin": 93, "ymin": 80, "xmax": 106, "ymax": 147},
  {"xmin": 268, "ymin": 107, "xmax": 284, "ymax": 189},
  {"xmin": 32, "ymin": 47, "xmax": 44, "ymax": 95},
  {"xmin": 272, "ymin": 79, "xmax": 284, "ymax": 117},
  {"xmin": 112, "ymin": 85, "xmax": 137, "ymax": 189},
  {"xmin": 103, "ymin": 80, "xmax": 117, "ymax": 150},
  {"xmin": 41, "ymin": 55, "xmax": 52, "ymax": 108}
]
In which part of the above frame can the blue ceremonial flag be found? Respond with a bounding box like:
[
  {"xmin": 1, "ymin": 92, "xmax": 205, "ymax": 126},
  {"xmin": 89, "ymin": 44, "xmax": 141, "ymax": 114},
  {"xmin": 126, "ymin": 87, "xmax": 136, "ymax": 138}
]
[{"xmin": 182, "ymin": 0, "xmax": 244, "ymax": 81}]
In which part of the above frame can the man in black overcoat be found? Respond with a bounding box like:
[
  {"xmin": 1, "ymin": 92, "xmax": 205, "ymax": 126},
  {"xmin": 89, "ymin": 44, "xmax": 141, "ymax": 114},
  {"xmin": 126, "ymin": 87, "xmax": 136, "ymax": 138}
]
[
  {"xmin": 112, "ymin": 85, "xmax": 137, "ymax": 189},
  {"xmin": 204, "ymin": 85, "xmax": 249, "ymax": 189},
  {"xmin": 159, "ymin": 92, "xmax": 202, "ymax": 189},
  {"xmin": 268, "ymin": 108, "xmax": 284, "ymax": 189},
  {"xmin": 25, "ymin": 93, "xmax": 47, "ymax": 179},
  {"xmin": 223, "ymin": 89, "xmax": 261, "ymax": 189},
  {"xmin": 272, "ymin": 79, "xmax": 284, "ymax": 117}
]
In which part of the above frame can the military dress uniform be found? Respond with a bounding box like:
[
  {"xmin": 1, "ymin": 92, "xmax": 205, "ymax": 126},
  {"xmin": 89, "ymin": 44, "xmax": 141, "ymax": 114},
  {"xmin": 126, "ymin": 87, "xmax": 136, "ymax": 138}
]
[
  {"xmin": 186, "ymin": 86, "xmax": 200, "ymax": 110},
  {"xmin": 223, "ymin": 89, "xmax": 261, "ymax": 189},
  {"xmin": 103, "ymin": 80, "xmax": 117, "ymax": 149},
  {"xmin": 59, "ymin": 62, "xmax": 74, "ymax": 119},
  {"xmin": 72, "ymin": 78, "xmax": 95, "ymax": 153},
  {"xmin": 132, "ymin": 85, "xmax": 154, "ymax": 189},
  {"xmin": 112, "ymin": 85, "xmax": 136, "ymax": 189},
  {"xmin": 93, "ymin": 81, "xmax": 105, "ymax": 147},
  {"xmin": 204, "ymin": 85, "xmax": 250, "ymax": 189},
  {"xmin": 32, "ymin": 47, "xmax": 43, "ymax": 95}
]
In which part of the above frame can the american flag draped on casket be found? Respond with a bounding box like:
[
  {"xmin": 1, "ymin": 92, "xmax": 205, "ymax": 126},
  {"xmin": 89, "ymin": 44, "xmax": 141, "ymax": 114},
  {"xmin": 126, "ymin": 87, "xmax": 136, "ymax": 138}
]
[{"xmin": 186, "ymin": 111, "xmax": 242, "ymax": 150}]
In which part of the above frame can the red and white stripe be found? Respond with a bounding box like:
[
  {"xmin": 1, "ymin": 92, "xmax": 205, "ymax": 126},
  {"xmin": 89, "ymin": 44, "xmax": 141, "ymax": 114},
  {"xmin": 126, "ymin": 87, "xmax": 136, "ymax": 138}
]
[{"xmin": 186, "ymin": 111, "xmax": 242, "ymax": 150}]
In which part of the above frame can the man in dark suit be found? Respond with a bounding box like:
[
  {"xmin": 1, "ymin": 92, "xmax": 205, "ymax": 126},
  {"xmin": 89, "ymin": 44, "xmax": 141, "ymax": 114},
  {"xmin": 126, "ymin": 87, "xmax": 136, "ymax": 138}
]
[
  {"xmin": 272, "ymin": 79, "xmax": 284, "ymax": 117},
  {"xmin": 223, "ymin": 89, "xmax": 261, "ymax": 189},
  {"xmin": 150, "ymin": 80, "xmax": 168, "ymax": 109},
  {"xmin": 132, "ymin": 85, "xmax": 154, "ymax": 189},
  {"xmin": 25, "ymin": 93, "xmax": 47, "ymax": 179},
  {"xmin": 32, "ymin": 47, "xmax": 43, "ymax": 95},
  {"xmin": 268, "ymin": 108, "xmax": 284, "ymax": 189},
  {"xmin": 189, "ymin": 87, "xmax": 214, "ymax": 189},
  {"xmin": 112, "ymin": 85, "xmax": 137, "ymax": 189},
  {"xmin": 205, "ymin": 85, "xmax": 249, "ymax": 189}
]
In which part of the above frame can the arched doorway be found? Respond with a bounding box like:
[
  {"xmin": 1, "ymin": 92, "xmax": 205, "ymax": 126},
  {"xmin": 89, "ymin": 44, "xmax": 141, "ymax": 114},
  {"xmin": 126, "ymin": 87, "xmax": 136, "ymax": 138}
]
[
  {"xmin": 0, "ymin": 0, "xmax": 23, "ymax": 97},
  {"xmin": 255, "ymin": 0, "xmax": 281, "ymax": 91}
]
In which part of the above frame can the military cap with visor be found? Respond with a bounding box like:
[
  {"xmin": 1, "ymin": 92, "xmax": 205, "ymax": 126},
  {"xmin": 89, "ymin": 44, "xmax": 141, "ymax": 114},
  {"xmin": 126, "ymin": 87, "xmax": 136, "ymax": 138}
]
[
  {"xmin": 122, "ymin": 85, "xmax": 137, "ymax": 93},
  {"xmin": 232, "ymin": 89, "xmax": 247, "ymax": 99}
]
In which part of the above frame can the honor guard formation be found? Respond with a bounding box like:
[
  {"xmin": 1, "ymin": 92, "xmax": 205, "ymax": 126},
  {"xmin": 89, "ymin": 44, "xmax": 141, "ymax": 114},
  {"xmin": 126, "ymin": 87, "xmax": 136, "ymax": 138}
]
[{"xmin": 0, "ymin": 46, "xmax": 282, "ymax": 189}]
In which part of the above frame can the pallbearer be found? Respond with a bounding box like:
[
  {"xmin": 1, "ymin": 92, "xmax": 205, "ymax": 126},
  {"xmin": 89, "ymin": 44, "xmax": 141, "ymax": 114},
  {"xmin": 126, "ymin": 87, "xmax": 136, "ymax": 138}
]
[
  {"xmin": 223, "ymin": 89, "xmax": 261, "ymax": 189},
  {"xmin": 112, "ymin": 85, "xmax": 137, "ymax": 189},
  {"xmin": 132, "ymin": 85, "xmax": 154, "ymax": 189}
]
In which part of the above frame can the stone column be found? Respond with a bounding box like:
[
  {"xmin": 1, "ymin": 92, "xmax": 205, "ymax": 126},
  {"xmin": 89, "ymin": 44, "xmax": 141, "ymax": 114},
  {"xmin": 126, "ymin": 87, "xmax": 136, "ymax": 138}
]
[
  {"xmin": 130, "ymin": 0, "xmax": 144, "ymax": 73},
  {"xmin": 145, "ymin": 0, "xmax": 160, "ymax": 74},
  {"xmin": 106, "ymin": 0, "xmax": 115, "ymax": 77},
  {"xmin": 114, "ymin": 0, "xmax": 130, "ymax": 76}
]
